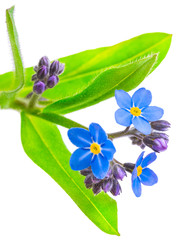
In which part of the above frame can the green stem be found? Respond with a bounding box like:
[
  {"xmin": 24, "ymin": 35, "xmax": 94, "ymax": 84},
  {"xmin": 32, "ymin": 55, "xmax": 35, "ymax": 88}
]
[
  {"xmin": 28, "ymin": 93, "xmax": 40, "ymax": 109},
  {"xmin": 108, "ymin": 126, "xmax": 130, "ymax": 139}
]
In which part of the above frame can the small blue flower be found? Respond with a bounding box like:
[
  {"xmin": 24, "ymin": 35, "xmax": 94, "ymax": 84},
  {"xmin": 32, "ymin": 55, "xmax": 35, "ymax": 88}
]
[
  {"xmin": 68, "ymin": 123, "xmax": 116, "ymax": 179},
  {"xmin": 115, "ymin": 88, "xmax": 164, "ymax": 135},
  {"xmin": 132, "ymin": 151, "xmax": 158, "ymax": 197}
]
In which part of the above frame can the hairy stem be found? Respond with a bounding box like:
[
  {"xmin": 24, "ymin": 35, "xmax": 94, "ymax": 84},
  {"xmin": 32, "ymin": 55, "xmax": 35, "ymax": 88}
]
[
  {"xmin": 108, "ymin": 126, "xmax": 130, "ymax": 139},
  {"xmin": 28, "ymin": 93, "xmax": 40, "ymax": 109}
]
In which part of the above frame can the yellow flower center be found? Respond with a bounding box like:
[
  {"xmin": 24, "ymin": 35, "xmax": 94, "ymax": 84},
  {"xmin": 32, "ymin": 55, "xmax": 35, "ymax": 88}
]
[
  {"xmin": 130, "ymin": 107, "xmax": 141, "ymax": 117},
  {"xmin": 90, "ymin": 142, "xmax": 101, "ymax": 155},
  {"xmin": 137, "ymin": 166, "xmax": 143, "ymax": 176}
]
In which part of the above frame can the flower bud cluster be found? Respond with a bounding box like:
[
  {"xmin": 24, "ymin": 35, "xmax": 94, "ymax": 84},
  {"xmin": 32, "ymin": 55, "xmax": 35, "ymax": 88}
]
[
  {"xmin": 32, "ymin": 56, "xmax": 65, "ymax": 94},
  {"xmin": 80, "ymin": 162, "xmax": 126, "ymax": 196},
  {"xmin": 129, "ymin": 120, "xmax": 170, "ymax": 152}
]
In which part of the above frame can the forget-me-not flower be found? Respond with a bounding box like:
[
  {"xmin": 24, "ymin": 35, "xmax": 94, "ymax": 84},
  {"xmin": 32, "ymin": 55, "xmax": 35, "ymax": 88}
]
[
  {"xmin": 68, "ymin": 123, "xmax": 116, "ymax": 179},
  {"xmin": 132, "ymin": 151, "xmax": 158, "ymax": 197},
  {"xmin": 115, "ymin": 88, "xmax": 164, "ymax": 135}
]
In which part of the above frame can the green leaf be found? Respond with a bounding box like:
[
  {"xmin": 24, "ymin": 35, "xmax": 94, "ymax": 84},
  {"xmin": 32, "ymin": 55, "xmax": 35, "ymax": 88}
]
[
  {"xmin": 33, "ymin": 112, "xmax": 88, "ymax": 129},
  {"xmin": 0, "ymin": 6, "xmax": 24, "ymax": 108},
  {"xmin": 21, "ymin": 112, "xmax": 119, "ymax": 236},
  {"xmin": 14, "ymin": 32, "xmax": 171, "ymax": 102},
  {"xmin": 44, "ymin": 54, "xmax": 157, "ymax": 114}
]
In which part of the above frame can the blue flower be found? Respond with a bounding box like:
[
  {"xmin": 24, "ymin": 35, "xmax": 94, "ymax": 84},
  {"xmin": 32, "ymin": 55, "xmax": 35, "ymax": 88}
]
[
  {"xmin": 115, "ymin": 88, "xmax": 164, "ymax": 135},
  {"xmin": 68, "ymin": 123, "xmax": 116, "ymax": 179},
  {"xmin": 132, "ymin": 151, "xmax": 158, "ymax": 197}
]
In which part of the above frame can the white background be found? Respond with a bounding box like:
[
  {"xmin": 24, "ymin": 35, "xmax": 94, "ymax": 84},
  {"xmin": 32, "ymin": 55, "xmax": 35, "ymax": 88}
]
[{"xmin": 0, "ymin": 0, "xmax": 185, "ymax": 239}]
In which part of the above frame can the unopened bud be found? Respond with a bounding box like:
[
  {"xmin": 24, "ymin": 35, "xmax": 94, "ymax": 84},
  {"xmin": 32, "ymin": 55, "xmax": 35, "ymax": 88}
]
[
  {"xmin": 39, "ymin": 56, "xmax": 50, "ymax": 68},
  {"xmin": 58, "ymin": 63, "xmax": 65, "ymax": 75},
  {"xmin": 47, "ymin": 75, "xmax": 59, "ymax": 88},
  {"xmin": 143, "ymin": 132, "xmax": 169, "ymax": 153},
  {"xmin": 113, "ymin": 164, "xmax": 126, "ymax": 180},
  {"xmin": 151, "ymin": 120, "xmax": 171, "ymax": 131},
  {"xmin": 110, "ymin": 179, "xmax": 122, "ymax": 196},
  {"xmin": 92, "ymin": 182, "xmax": 102, "ymax": 195},
  {"xmin": 102, "ymin": 179, "xmax": 113, "ymax": 193},
  {"xmin": 31, "ymin": 74, "xmax": 37, "ymax": 81},
  {"xmin": 84, "ymin": 175, "xmax": 93, "ymax": 189},
  {"xmin": 80, "ymin": 167, "xmax": 92, "ymax": 176},
  {"xmin": 124, "ymin": 163, "xmax": 135, "ymax": 173},
  {"xmin": 37, "ymin": 65, "xmax": 48, "ymax": 79},
  {"xmin": 33, "ymin": 81, "xmax": 46, "ymax": 94},
  {"xmin": 50, "ymin": 60, "xmax": 60, "ymax": 75}
]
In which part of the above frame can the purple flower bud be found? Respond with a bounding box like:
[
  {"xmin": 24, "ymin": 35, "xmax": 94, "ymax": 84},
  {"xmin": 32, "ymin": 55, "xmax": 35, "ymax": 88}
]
[
  {"xmin": 105, "ymin": 166, "xmax": 113, "ymax": 178},
  {"xmin": 50, "ymin": 60, "xmax": 60, "ymax": 75},
  {"xmin": 39, "ymin": 56, "xmax": 50, "ymax": 68},
  {"xmin": 143, "ymin": 132, "xmax": 169, "ymax": 152},
  {"xmin": 123, "ymin": 162, "xmax": 135, "ymax": 173},
  {"xmin": 58, "ymin": 63, "xmax": 65, "ymax": 75},
  {"xmin": 113, "ymin": 164, "xmax": 126, "ymax": 180},
  {"xmin": 152, "ymin": 138, "xmax": 168, "ymax": 152},
  {"xmin": 110, "ymin": 179, "xmax": 122, "ymax": 196},
  {"xmin": 34, "ymin": 65, "xmax": 38, "ymax": 72},
  {"xmin": 92, "ymin": 175, "xmax": 102, "ymax": 184},
  {"xmin": 31, "ymin": 74, "xmax": 37, "ymax": 81},
  {"xmin": 80, "ymin": 167, "xmax": 92, "ymax": 176},
  {"xmin": 151, "ymin": 120, "xmax": 171, "ymax": 131},
  {"xmin": 33, "ymin": 81, "xmax": 46, "ymax": 95},
  {"xmin": 102, "ymin": 179, "xmax": 113, "ymax": 193},
  {"xmin": 37, "ymin": 65, "xmax": 48, "ymax": 79},
  {"xmin": 47, "ymin": 75, "xmax": 59, "ymax": 88},
  {"xmin": 84, "ymin": 175, "xmax": 93, "ymax": 189},
  {"xmin": 92, "ymin": 182, "xmax": 102, "ymax": 195}
]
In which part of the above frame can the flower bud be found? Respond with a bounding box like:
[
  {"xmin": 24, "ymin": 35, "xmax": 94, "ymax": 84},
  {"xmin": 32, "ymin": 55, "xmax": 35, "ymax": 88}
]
[
  {"xmin": 123, "ymin": 163, "xmax": 135, "ymax": 173},
  {"xmin": 92, "ymin": 175, "xmax": 102, "ymax": 184},
  {"xmin": 102, "ymin": 179, "xmax": 113, "ymax": 193},
  {"xmin": 105, "ymin": 166, "xmax": 113, "ymax": 178},
  {"xmin": 47, "ymin": 75, "xmax": 59, "ymax": 88},
  {"xmin": 110, "ymin": 179, "xmax": 122, "ymax": 196},
  {"xmin": 92, "ymin": 182, "xmax": 102, "ymax": 195},
  {"xmin": 80, "ymin": 167, "xmax": 92, "ymax": 176},
  {"xmin": 50, "ymin": 60, "xmax": 60, "ymax": 75},
  {"xmin": 34, "ymin": 65, "xmax": 38, "ymax": 72},
  {"xmin": 151, "ymin": 138, "xmax": 168, "ymax": 152},
  {"xmin": 113, "ymin": 164, "xmax": 126, "ymax": 180},
  {"xmin": 33, "ymin": 81, "xmax": 46, "ymax": 94},
  {"xmin": 143, "ymin": 132, "xmax": 169, "ymax": 152},
  {"xmin": 151, "ymin": 120, "xmax": 171, "ymax": 131},
  {"xmin": 84, "ymin": 175, "xmax": 93, "ymax": 189},
  {"xmin": 39, "ymin": 56, "xmax": 50, "ymax": 68},
  {"xmin": 58, "ymin": 63, "xmax": 65, "ymax": 75},
  {"xmin": 37, "ymin": 65, "xmax": 48, "ymax": 79},
  {"xmin": 31, "ymin": 74, "xmax": 37, "ymax": 81}
]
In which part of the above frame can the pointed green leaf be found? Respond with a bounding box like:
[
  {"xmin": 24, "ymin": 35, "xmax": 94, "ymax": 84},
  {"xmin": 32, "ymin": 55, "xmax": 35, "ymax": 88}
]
[
  {"xmin": 21, "ymin": 113, "xmax": 119, "ymax": 236},
  {"xmin": 0, "ymin": 6, "xmax": 24, "ymax": 108},
  {"xmin": 14, "ymin": 32, "xmax": 171, "ymax": 102},
  {"xmin": 44, "ymin": 54, "xmax": 157, "ymax": 114}
]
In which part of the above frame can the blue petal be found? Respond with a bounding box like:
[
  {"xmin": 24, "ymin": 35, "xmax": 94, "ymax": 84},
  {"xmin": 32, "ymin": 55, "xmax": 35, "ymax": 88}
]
[
  {"xmin": 101, "ymin": 139, "xmax": 116, "ymax": 161},
  {"xmin": 70, "ymin": 148, "xmax": 93, "ymax": 171},
  {"xmin": 91, "ymin": 154, "xmax": 109, "ymax": 179},
  {"xmin": 89, "ymin": 123, "xmax": 107, "ymax": 144},
  {"xmin": 140, "ymin": 168, "xmax": 158, "ymax": 186},
  {"xmin": 141, "ymin": 152, "xmax": 157, "ymax": 168},
  {"xmin": 132, "ymin": 88, "xmax": 152, "ymax": 108},
  {"xmin": 115, "ymin": 89, "xmax": 132, "ymax": 109},
  {"xmin": 68, "ymin": 128, "xmax": 92, "ymax": 147},
  {"xmin": 136, "ymin": 151, "xmax": 145, "ymax": 167},
  {"xmin": 141, "ymin": 106, "xmax": 164, "ymax": 121},
  {"xmin": 132, "ymin": 116, "xmax": 151, "ymax": 135},
  {"xmin": 132, "ymin": 175, "xmax": 142, "ymax": 197},
  {"xmin": 115, "ymin": 108, "xmax": 133, "ymax": 126}
]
